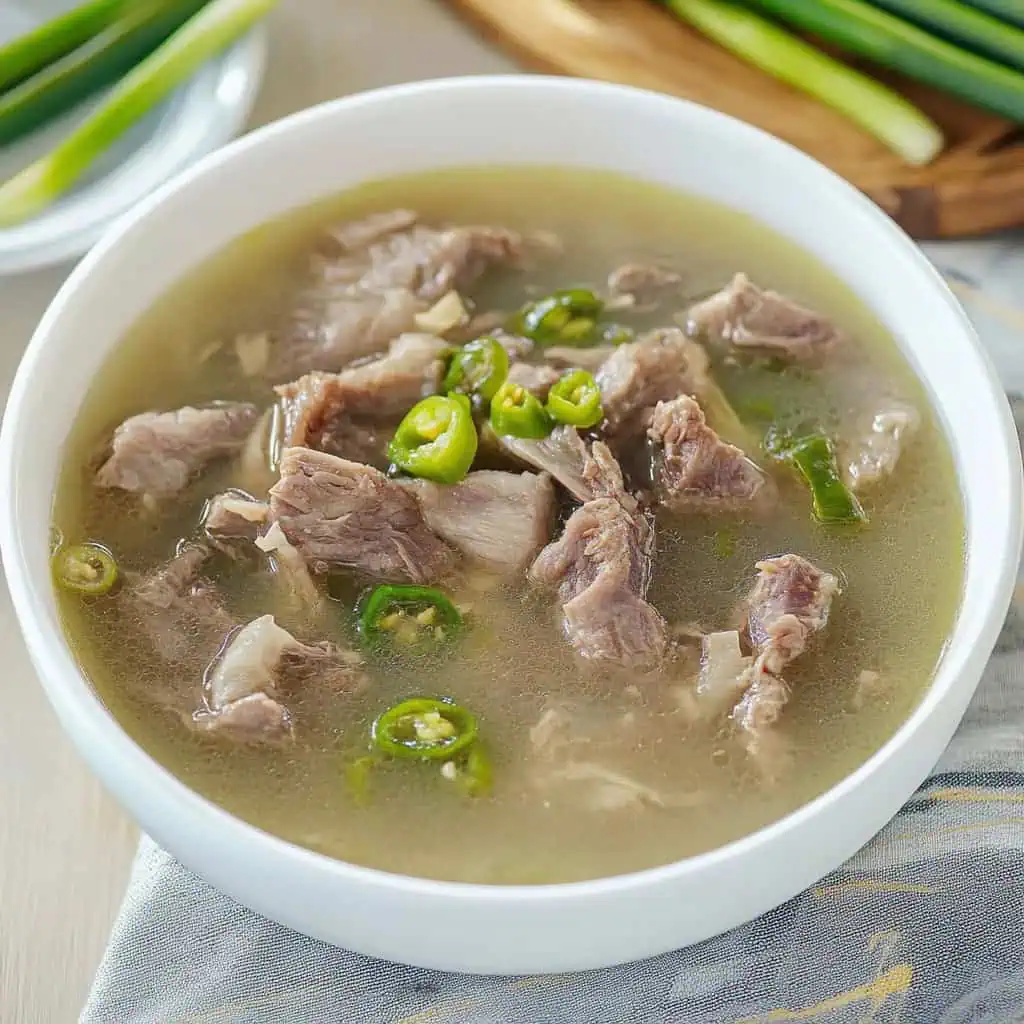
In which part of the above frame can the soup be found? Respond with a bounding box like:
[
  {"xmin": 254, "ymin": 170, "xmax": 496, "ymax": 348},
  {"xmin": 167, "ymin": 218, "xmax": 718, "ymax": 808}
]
[{"xmin": 52, "ymin": 168, "xmax": 964, "ymax": 885}]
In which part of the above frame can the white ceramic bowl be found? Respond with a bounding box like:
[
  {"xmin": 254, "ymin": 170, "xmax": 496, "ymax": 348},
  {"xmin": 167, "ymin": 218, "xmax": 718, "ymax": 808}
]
[{"xmin": 1, "ymin": 76, "xmax": 1020, "ymax": 975}]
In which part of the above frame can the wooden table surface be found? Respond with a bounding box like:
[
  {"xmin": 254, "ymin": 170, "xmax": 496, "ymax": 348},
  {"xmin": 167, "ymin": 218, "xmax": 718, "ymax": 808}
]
[{"xmin": 0, "ymin": 3, "xmax": 511, "ymax": 1019}]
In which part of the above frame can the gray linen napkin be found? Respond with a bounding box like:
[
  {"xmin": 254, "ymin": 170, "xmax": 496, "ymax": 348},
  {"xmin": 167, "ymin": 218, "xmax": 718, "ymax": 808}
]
[{"xmin": 81, "ymin": 240, "xmax": 1024, "ymax": 1024}]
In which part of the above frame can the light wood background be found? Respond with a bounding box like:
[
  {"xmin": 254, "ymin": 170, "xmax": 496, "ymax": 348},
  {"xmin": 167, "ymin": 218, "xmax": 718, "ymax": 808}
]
[{"xmin": 0, "ymin": 2, "xmax": 512, "ymax": 1020}]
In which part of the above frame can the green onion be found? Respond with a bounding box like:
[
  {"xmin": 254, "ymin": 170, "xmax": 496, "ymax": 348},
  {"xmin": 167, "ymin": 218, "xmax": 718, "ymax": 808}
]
[
  {"xmin": 0, "ymin": 0, "xmax": 128, "ymax": 95},
  {"xmin": 869, "ymin": 0, "xmax": 1024, "ymax": 72},
  {"xmin": 0, "ymin": 0, "xmax": 213, "ymax": 150},
  {"xmin": 964, "ymin": 1, "xmax": 1024, "ymax": 30},
  {"xmin": 0, "ymin": 0, "xmax": 278, "ymax": 226},
  {"xmin": 663, "ymin": 0, "xmax": 943, "ymax": 165},
  {"xmin": 742, "ymin": 0, "xmax": 1024, "ymax": 123}
]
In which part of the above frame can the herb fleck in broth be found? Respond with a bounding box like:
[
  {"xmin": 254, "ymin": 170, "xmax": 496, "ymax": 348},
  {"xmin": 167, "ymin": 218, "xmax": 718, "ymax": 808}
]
[{"xmin": 53, "ymin": 167, "xmax": 964, "ymax": 884}]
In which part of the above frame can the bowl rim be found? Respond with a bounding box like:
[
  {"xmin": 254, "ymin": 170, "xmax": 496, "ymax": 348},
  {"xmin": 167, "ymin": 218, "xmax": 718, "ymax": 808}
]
[{"xmin": 2, "ymin": 74, "xmax": 1021, "ymax": 907}]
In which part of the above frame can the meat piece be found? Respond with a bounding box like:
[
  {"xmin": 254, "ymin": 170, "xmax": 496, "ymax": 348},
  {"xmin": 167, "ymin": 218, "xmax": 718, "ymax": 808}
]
[
  {"xmin": 195, "ymin": 614, "xmax": 368, "ymax": 745},
  {"xmin": 731, "ymin": 554, "xmax": 839, "ymax": 756},
  {"xmin": 121, "ymin": 543, "xmax": 233, "ymax": 670},
  {"xmin": 274, "ymin": 212, "xmax": 528, "ymax": 377},
  {"xmin": 844, "ymin": 401, "xmax": 920, "ymax": 492},
  {"xmin": 400, "ymin": 470, "xmax": 556, "ymax": 575},
  {"xmin": 506, "ymin": 361, "xmax": 561, "ymax": 399},
  {"xmin": 96, "ymin": 403, "xmax": 260, "ymax": 499},
  {"xmin": 595, "ymin": 327, "xmax": 710, "ymax": 435},
  {"xmin": 606, "ymin": 262, "xmax": 683, "ymax": 311},
  {"xmin": 544, "ymin": 345, "xmax": 613, "ymax": 373},
  {"xmin": 647, "ymin": 396, "xmax": 774, "ymax": 513},
  {"xmin": 202, "ymin": 491, "xmax": 269, "ymax": 547},
  {"xmin": 685, "ymin": 273, "xmax": 842, "ymax": 362},
  {"xmin": 491, "ymin": 330, "xmax": 535, "ymax": 362},
  {"xmin": 529, "ymin": 489, "xmax": 667, "ymax": 671},
  {"xmin": 277, "ymin": 332, "xmax": 449, "ymax": 454},
  {"xmin": 268, "ymin": 447, "xmax": 458, "ymax": 583},
  {"xmin": 498, "ymin": 427, "xmax": 625, "ymax": 504},
  {"xmin": 743, "ymin": 553, "xmax": 839, "ymax": 675}
]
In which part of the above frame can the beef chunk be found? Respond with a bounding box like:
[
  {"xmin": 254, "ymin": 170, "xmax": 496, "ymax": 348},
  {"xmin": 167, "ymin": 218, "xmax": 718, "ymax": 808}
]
[
  {"xmin": 274, "ymin": 211, "xmax": 528, "ymax": 377},
  {"xmin": 544, "ymin": 345, "xmax": 614, "ymax": 373},
  {"xmin": 595, "ymin": 327, "xmax": 710, "ymax": 435},
  {"xmin": 498, "ymin": 427, "xmax": 625, "ymax": 504},
  {"xmin": 647, "ymin": 395, "xmax": 774, "ymax": 513},
  {"xmin": 195, "ymin": 614, "xmax": 368, "ymax": 745},
  {"xmin": 400, "ymin": 470, "xmax": 556, "ymax": 575},
  {"xmin": 268, "ymin": 447, "xmax": 458, "ymax": 583},
  {"xmin": 202, "ymin": 491, "xmax": 269, "ymax": 548},
  {"xmin": 686, "ymin": 273, "xmax": 842, "ymax": 362},
  {"xmin": 506, "ymin": 361, "xmax": 561, "ymax": 399},
  {"xmin": 529, "ymin": 484, "xmax": 667, "ymax": 671},
  {"xmin": 121, "ymin": 543, "xmax": 233, "ymax": 670},
  {"xmin": 732, "ymin": 554, "xmax": 839, "ymax": 754},
  {"xmin": 843, "ymin": 401, "xmax": 920, "ymax": 492},
  {"xmin": 276, "ymin": 333, "xmax": 449, "ymax": 463},
  {"xmin": 96, "ymin": 403, "xmax": 259, "ymax": 499},
  {"xmin": 606, "ymin": 262, "xmax": 683, "ymax": 311}
]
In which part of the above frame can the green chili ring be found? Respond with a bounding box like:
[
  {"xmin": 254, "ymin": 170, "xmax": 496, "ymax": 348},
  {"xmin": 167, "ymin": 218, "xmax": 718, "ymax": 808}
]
[
  {"xmin": 372, "ymin": 697, "xmax": 479, "ymax": 761},
  {"xmin": 387, "ymin": 394, "xmax": 478, "ymax": 484},
  {"xmin": 514, "ymin": 288, "xmax": 604, "ymax": 346},
  {"xmin": 489, "ymin": 380, "xmax": 554, "ymax": 439},
  {"xmin": 357, "ymin": 584, "xmax": 464, "ymax": 650},
  {"xmin": 546, "ymin": 369, "xmax": 604, "ymax": 429},
  {"xmin": 442, "ymin": 336, "xmax": 509, "ymax": 401},
  {"xmin": 53, "ymin": 542, "xmax": 119, "ymax": 595}
]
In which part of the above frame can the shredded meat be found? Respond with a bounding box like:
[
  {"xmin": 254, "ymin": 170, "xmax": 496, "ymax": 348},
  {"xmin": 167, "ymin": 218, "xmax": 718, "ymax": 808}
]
[
  {"xmin": 647, "ymin": 395, "xmax": 774, "ymax": 512},
  {"xmin": 194, "ymin": 614, "xmax": 368, "ymax": 745},
  {"xmin": 686, "ymin": 273, "xmax": 842, "ymax": 362},
  {"xmin": 202, "ymin": 491, "xmax": 269, "ymax": 550},
  {"xmin": 529, "ymin": 478, "xmax": 666, "ymax": 671},
  {"xmin": 606, "ymin": 262, "xmax": 683, "ymax": 311},
  {"xmin": 276, "ymin": 332, "xmax": 449, "ymax": 462},
  {"xmin": 595, "ymin": 327, "xmax": 710, "ymax": 435},
  {"xmin": 268, "ymin": 447, "xmax": 458, "ymax": 583},
  {"xmin": 274, "ymin": 211, "xmax": 529, "ymax": 377},
  {"xmin": 96, "ymin": 403, "xmax": 259, "ymax": 499},
  {"xmin": 732, "ymin": 554, "xmax": 840, "ymax": 756},
  {"xmin": 844, "ymin": 401, "xmax": 920, "ymax": 492},
  {"xmin": 400, "ymin": 470, "xmax": 556, "ymax": 576},
  {"xmin": 121, "ymin": 543, "xmax": 233, "ymax": 670}
]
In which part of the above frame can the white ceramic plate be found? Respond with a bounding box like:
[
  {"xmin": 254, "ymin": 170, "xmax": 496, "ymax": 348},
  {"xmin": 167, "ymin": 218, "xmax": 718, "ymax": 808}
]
[{"xmin": 0, "ymin": 0, "xmax": 266, "ymax": 274}]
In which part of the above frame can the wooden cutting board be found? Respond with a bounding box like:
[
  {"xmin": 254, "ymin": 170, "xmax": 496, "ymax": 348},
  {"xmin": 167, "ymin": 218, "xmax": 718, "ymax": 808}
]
[{"xmin": 443, "ymin": 0, "xmax": 1024, "ymax": 239}]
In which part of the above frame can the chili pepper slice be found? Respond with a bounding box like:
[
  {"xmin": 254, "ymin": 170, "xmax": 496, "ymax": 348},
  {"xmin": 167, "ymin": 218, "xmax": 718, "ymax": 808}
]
[
  {"xmin": 512, "ymin": 288, "xmax": 604, "ymax": 346},
  {"xmin": 387, "ymin": 394, "xmax": 478, "ymax": 484},
  {"xmin": 545, "ymin": 369, "xmax": 604, "ymax": 429},
  {"xmin": 441, "ymin": 336, "xmax": 509, "ymax": 401},
  {"xmin": 489, "ymin": 380, "xmax": 554, "ymax": 439},
  {"xmin": 764, "ymin": 426, "xmax": 867, "ymax": 524},
  {"xmin": 358, "ymin": 584, "xmax": 464, "ymax": 651},
  {"xmin": 53, "ymin": 542, "xmax": 119, "ymax": 595},
  {"xmin": 372, "ymin": 697, "xmax": 478, "ymax": 761}
]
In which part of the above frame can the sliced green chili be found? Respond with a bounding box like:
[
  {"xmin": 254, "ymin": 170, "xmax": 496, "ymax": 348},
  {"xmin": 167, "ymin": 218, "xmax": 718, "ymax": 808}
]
[
  {"xmin": 489, "ymin": 380, "xmax": 554, "ymax": 439},
  {"xmin": 546, "ymin": 369, "xmax": 604, "ymax": 429},
  {"xmin": 53, "ymin": 542, "xmax": 118, "ymax": 595},
  {"xmin": 372, "ymin": 697, "xmax": 478, "ymax": 761},
  {"xmin": 346, "ymin": 754, "xmax": 378, "ymax": 807},
  {"xmin": 765, "ymin": 427, "xmax": 867, "ymax": 524},
  {"xmin": 358, "ymin": 584, "xmax": 463, "ymax": 651},
  {"xmin": 441, "ymin": 336, "xmax": 509, "ymax": 401},
  {"xmin": 387, "ymin": 394, "xmax": 478, "ymax": 484},
  {"xmin": 512, "ymin": 288, "xmax": 604, "ymax": 346}
]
